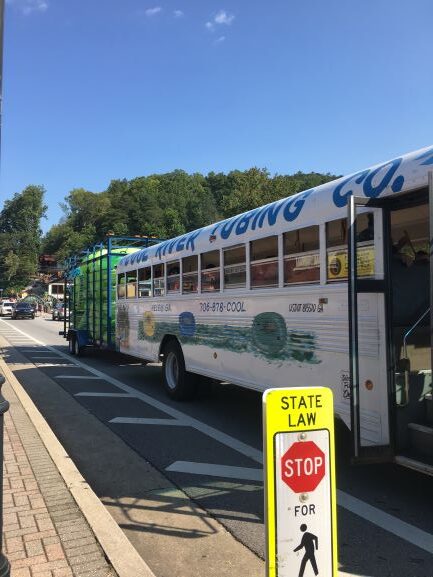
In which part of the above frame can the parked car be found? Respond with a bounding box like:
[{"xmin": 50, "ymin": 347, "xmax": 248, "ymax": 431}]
[
  {"xmin": 0, "ymin": 301, "xmax": 14, "ymax": 316},
  {"xmin": 52, "ymin": 302, "xmax": 68, "ymax": 321},
  {"xmin": 11, "ymin": 302, "xmax": 35, "ymax": 320}
]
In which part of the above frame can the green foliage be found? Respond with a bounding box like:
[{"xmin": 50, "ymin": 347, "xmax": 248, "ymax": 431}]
[
  {"xmin": 0, "ymin": 185, "xmax": 47, "ymax": 294},
  {"xmin": 0, "ymin": 169, "xmax": 337, "ymax": 293},
  {"xmin": 41, "ymin": 168, "xmax": 338, "ymax": 261}
]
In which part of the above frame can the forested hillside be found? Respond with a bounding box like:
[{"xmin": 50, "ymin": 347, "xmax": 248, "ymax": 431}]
[
  {"xmin": 42, "ymin": 167, "xmax": 338, "ymax": 261},
  {"xmin": 0, "ymin": 167, "xmax": 338, "ymax": 293}
]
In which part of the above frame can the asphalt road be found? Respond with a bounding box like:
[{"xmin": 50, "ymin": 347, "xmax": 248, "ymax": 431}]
[{"xmin": 1, "ymin": 315, "xmax": 432, "ymax": 577}]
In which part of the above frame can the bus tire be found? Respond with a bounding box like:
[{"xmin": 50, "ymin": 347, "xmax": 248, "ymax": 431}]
[
  {"xmin": 74, "ymin": 339, "xmax": 84, "ymax": 356},
  {"xmin": 70, "ymin": 335, "xmax": 83, "ymax": 357},
  {"xmin": 68, "ymin": 336, "xmax": 76, "ymax": 355},
  {"xmin": 162, "ymin": 340, "xmax": 197, "ymax": 401}
]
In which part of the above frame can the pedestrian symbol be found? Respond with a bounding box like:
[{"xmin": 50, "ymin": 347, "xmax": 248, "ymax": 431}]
[{"xmin": 293, "ymin": 524, "xmax": 318, "ymax": 577}]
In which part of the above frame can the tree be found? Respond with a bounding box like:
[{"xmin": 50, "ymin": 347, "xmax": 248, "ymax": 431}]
[
  {"xmin": 220, "ymin": 168, "xmax": 272, "ymax": 217},
  {"xmin": 0, "ymin": 185, "xmax": 47, "ymax": 292}
]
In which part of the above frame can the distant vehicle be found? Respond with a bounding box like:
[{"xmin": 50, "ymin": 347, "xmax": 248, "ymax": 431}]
[
  {"xmin": 52, "ymin": 302, "xmax": 69, "ymax": 321},
  {"xmin": 0, "ymin": 301, "xmax": 14, "ymax": 316},
  {"xmin": 11, "ymin": 302, "xmax": 35, "ymax": 320}
]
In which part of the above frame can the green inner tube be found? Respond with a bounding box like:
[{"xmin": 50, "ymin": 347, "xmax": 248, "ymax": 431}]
[{"xmin": 252, "ymin": 312, "xmax": 287, "ymax": 355}]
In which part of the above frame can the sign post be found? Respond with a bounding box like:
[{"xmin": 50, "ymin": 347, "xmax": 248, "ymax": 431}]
[{"xmin": 263, "ymin": 387, "xmax": 337, "ymax": 577}]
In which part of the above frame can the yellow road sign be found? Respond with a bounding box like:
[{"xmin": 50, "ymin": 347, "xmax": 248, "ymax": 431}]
[{"xmin": 263, "ymin": 387, "xmax": 338, "ymax": 577}]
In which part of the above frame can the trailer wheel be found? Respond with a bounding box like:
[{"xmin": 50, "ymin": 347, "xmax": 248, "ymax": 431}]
[
  {"xmin": 68, "ymin": 336, "xmax": 76, "ymax": 355},
  {"xmin": 162, "ymin": 340, "xmax": 197, "ymax": 401},
  {"xmin": 69, "ymin": 335, "xmax": 83, "ymax": 356},
  {"xmin": 73, "ymin": 337, "xmax": 84, "ymax": 356}
]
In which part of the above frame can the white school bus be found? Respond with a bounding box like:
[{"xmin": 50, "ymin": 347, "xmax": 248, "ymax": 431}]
[{"xmin": 116, "ymin": 146, "xmax": 433, "ymax": 474}]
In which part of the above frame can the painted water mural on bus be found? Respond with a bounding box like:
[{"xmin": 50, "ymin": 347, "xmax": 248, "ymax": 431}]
[{"xmin": 137, "ymin": 311, "xmax": 320, "ymax": 364}]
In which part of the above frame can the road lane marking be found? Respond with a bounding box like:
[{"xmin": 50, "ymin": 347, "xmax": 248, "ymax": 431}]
[
  {"xmin": 75, "ymin": 393, "xmax": 133, "ymax": 398},
  {"xmin": 17, "ymin": 349, "xmax": 49, "ymax": 353},
  {"xmin": 34, "ymin": 363, "xmax": 75, "ymax": 367},
  {"xmin": 110, "ymin": 417, "xmax": 188, "ymax": 426},
  {"xmin": 337, "ymin": 490, "xmax": 433, "ymax": 555},
  {"xmin": 31, "ymin": 356, "xmax": 64, "ymax": 359},
  {"xmin": 166, "ymin": 461, "xmax": 263, "ymax": 481},
  {"xmin": 56, "ymin": 375, "xmax": 103, "ymax": 380},
  {"xmin": 1, "ymin": 319, "xmax": 433, "ymax": 554}
]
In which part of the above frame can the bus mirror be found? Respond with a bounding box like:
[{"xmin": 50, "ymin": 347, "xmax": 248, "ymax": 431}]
[{"xmin": 397, "ymin": 357, "xmax": 410, "ymax": 373}]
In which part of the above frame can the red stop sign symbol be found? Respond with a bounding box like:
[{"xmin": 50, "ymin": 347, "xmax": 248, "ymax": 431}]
[{"xmin": 281, "ymin": 440, "xmax": 326, "ymax": 493}]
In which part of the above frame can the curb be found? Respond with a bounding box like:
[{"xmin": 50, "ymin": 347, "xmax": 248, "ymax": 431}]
[{"xmin": 0, "ymin": 354, "xmax": 156, "ymax": 577}]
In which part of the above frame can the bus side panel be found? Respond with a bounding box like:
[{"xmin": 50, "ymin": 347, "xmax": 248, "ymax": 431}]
[
  {"xmin": 118, "ymin": 289, "xmax": 390, "ymax": 446},
  {"xmin": 117, "ymin": 300, "xmax": 160, "ymax": 361}
]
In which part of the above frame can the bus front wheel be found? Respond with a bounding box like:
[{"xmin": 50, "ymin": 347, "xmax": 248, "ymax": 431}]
[{"xmin": 162, "ymin": 340, "xmax": 197, "ymax": 401}]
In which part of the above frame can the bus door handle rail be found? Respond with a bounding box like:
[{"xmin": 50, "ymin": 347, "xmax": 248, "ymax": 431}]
[{"xmin": 400, "ymin": 307, "xmax": 430, "ymax": 406}]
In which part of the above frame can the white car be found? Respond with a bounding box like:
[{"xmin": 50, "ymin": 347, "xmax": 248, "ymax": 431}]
[{"xmin": 0, "ymin": 301, "xmax": 14, "ymax": 316}]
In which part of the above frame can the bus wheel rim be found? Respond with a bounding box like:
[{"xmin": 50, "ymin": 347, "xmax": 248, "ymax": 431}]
[{"xmin": 166, "ymin": 352, "xmax": 179, "ymax": 390}]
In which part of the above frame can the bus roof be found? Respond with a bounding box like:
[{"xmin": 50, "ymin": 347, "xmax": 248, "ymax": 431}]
[{"xmin": 118, "ymin": 145, "xmax": 433, "ymax": 271}]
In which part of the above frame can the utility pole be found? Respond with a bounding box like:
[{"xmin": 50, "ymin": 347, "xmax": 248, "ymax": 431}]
[{"xmin": 0, "ymin": 0, "xmax": 4, "ymax": 166}]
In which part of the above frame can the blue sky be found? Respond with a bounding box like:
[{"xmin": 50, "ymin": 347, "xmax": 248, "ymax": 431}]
[{"xmin": 2, "ymin": 0, "xmax": 433, "ymax": 232}]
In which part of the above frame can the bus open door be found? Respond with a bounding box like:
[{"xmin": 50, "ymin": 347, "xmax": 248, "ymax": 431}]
[{"xmin": 348, "ymin": 187, "xmax": 433, "ymax": 475}]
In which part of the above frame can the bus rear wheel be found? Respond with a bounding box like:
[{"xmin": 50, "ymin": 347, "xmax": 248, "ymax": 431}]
[{"xmin": 162, "ymin": 340, "xmax": 197, "ymax": 401}]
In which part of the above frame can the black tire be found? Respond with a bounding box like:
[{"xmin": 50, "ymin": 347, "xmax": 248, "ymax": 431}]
[
  {"xmin": 72, "ymin": 336, "xmax": 83, "ymax": 356},
  {"xmin": 68, "ymin": 336, "xmax": 76, "ymax": 355},
  {"xmin": 162, "ymin": 340, "xmax": 197, "ymax": 401}
]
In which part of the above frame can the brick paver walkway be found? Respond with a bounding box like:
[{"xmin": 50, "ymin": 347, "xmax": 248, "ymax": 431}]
[{"xmin": 2, "ymin": 380, "xmax": 116, "ymax": 577}]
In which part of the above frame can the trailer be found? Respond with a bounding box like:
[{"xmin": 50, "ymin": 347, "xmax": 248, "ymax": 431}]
[{"xmin": 61, "ymin": 235, "xmax": 163, "ymax": 355}]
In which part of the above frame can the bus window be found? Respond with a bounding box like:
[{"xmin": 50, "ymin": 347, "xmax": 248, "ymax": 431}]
[
  {"xmin": 117, "ymin": 273, "xmax": 126, "ymax": 299},
  {"xmin": 355, "ymin": 212, "xmax": 375, "ymax": 278},
  {"xmin": 201, "ymin": 250, "xmax": 220, "ymax": 292},
  {"xmin": 167, "ymin": 261, "xmax": 180, "ymax": 293},
  {"xmin": 126, "ymin": 270, "xmax": 137, "ymax": 298},
  {"xmin": 250, "ymin": 236, "xmax": 278, "ymax": 289},
  {"xmin": 224, "ymin": 245, "xmax": 246, "ymax": 289},
  {"xmin": 153, "ymin": 264, "xmax": 165, "ymax": 297},
  {"xmin": 182, "ymin": 255, "xmax": 198, "ymax": 294},
  {"xmin": 390, "ymin": 204, "xmax": 429, "ymax": 328},
  {"xmin": 326, "ymin": 218, "xmax": 348, "ymax": 282},
  {"xmin": 138, "ymin": 267, "xmax": 151, "ymax": 297},
  {"xmin": 284, "ymin": 226, "xmax": 320, "ymax": 285},
  {"xmin": 327, "ymin": 214, "xmax": 375, "ymax": 282}
]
